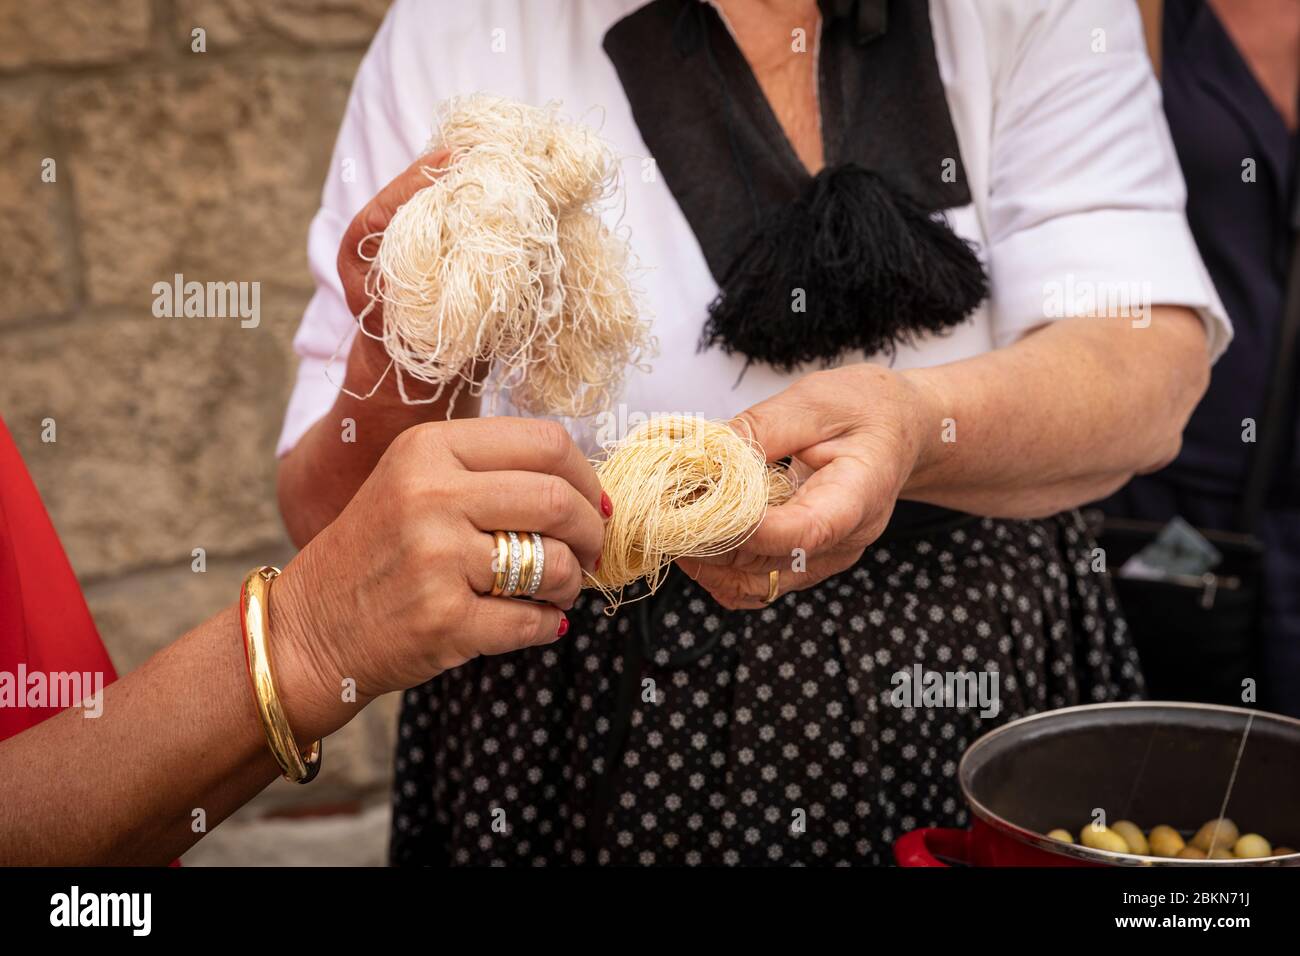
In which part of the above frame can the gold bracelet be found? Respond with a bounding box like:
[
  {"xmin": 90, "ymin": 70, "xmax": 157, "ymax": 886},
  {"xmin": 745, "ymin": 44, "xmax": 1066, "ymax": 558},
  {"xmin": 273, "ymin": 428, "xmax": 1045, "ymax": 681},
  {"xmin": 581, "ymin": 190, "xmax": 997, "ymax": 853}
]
[{"xmin": 239, "ymin": 566, "xmax": 322, "ymax": 784}]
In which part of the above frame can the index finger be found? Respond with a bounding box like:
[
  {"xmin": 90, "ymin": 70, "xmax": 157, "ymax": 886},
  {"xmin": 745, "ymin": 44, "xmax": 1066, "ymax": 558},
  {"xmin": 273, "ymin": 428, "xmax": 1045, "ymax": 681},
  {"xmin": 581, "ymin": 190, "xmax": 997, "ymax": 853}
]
[
  {"xmin": 432, "ymin": 418, "xmax": 607, "ymax": 518},
  {"xmin": 730, "ymin": 382, "xmax": 835, "ymax": 466}
]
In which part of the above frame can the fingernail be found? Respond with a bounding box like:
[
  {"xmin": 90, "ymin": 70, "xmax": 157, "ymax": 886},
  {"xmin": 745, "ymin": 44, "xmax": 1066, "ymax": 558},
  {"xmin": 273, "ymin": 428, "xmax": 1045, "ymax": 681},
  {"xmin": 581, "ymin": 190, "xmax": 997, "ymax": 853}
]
[
  {"xmin": 600, "ymin": 491, "xmax": 613, "ymax": 518},
  {"xmin": 556, "ymin": 614, "xmax": 569, "ymax": 637}
]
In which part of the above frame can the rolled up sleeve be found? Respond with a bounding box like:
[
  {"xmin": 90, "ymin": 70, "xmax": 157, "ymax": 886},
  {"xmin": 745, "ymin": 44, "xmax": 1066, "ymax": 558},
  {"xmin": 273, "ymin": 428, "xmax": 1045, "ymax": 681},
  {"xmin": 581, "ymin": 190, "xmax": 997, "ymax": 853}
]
[{"xmin": 984, "ymin": 0, "xmax": 1231, "ymax": 360}]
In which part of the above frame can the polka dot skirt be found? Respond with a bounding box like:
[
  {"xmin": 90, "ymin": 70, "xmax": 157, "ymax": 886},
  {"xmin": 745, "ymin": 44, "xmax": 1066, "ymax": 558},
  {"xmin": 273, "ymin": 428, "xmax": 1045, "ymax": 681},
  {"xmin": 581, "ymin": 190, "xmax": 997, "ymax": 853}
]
[{"xmin": 390, "ymin": 511, "xmax": 1143, "ymax": 865}]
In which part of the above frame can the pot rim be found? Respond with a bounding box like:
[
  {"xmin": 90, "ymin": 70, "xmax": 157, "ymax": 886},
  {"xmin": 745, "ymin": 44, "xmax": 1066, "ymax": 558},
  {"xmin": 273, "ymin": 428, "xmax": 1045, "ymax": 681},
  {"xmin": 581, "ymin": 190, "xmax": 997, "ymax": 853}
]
[{"xmin": 958, "ymin": 701, "xmax": 1300, "ymax": 867}]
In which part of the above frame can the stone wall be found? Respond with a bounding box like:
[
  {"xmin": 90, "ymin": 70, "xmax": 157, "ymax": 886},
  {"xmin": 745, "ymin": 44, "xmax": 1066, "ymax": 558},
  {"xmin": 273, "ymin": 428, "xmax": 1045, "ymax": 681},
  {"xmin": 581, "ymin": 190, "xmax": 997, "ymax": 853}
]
[{"xmin": 0, "ymin": 0, "xmax": 394, "ymax": 865}]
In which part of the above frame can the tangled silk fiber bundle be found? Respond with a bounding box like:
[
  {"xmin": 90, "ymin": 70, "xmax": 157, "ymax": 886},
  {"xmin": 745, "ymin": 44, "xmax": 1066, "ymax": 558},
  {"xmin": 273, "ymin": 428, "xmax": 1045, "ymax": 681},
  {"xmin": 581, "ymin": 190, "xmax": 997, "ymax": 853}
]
[
  {"xmin": 359, "ymin": 95, "xmax": 653, "ymax": 417},
  {"xmin": 589, "ymin": 416, "xmax": 794, "ymax": 608}
]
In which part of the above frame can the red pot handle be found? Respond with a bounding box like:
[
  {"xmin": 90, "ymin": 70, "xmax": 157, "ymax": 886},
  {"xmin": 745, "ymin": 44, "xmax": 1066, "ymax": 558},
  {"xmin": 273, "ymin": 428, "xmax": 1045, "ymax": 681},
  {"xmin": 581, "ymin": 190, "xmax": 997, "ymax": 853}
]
[{"xmin": 893, "ymin": 827, "xmax": 972, "ymax": 867}]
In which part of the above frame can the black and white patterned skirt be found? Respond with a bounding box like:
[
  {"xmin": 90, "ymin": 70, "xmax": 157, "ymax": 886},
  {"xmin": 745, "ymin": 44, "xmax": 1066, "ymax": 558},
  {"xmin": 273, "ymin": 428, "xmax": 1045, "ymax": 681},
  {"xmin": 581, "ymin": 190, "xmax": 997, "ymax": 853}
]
[{"xmin": 389, "ymin": 510, "xmax": 1143, "ymax": 866}]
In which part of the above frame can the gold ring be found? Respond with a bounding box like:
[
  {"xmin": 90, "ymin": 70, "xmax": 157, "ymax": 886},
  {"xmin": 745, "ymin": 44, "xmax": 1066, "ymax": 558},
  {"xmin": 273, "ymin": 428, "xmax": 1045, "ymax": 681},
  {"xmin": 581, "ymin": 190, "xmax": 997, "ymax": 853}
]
[
  {"xmin": 764, "ymin": 569, "xmax": 780, "ymax": 604},
  {"xmin": 490, "ymin": 531, "xmax": 510, "ymax": 596},
  {"xmin": 517, "ymin": 533, "xmax": 535, "ymax": 598},
  {"xmin": 525, "ymin": 533, "xmax": 545, "ymax": 596}
]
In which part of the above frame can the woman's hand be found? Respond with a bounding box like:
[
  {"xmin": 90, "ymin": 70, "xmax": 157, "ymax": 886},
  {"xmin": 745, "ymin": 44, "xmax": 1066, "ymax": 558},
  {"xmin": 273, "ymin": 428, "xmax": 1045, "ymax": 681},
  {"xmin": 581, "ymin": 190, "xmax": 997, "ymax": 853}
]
[
  {"xmin": 271, "ymin": 416, "xmax": 610, "ymax": 740},
  {"xmin": 677, "ymin": 365, "xmax": 930, "ymax": 610},
  {"xmin": 337, "ymin": 148, "xmax": 457, "ymax": 404},
  {"xmin": 678, "ymin": 310, "xmax": 1212, "ymax": 612}
]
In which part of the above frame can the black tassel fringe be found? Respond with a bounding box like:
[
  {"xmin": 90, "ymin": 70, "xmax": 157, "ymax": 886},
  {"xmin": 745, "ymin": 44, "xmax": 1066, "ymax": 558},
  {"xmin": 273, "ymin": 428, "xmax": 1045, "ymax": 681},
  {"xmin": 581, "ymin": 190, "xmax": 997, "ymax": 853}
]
[{"xmin": 701, "ymin": 164, "xmax": 989, "ymax": 371}]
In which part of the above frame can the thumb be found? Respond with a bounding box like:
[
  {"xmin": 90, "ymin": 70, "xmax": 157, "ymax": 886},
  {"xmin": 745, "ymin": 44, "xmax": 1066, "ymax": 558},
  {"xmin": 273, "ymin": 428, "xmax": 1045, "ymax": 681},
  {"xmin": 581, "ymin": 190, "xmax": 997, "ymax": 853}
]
[
  {"xmin": 729, "ymin": 384, "xmax": 834, "ymax": 465},
  {"xmin": 339, "ymin": 148, "xmax": 453, "ymax": 324}
]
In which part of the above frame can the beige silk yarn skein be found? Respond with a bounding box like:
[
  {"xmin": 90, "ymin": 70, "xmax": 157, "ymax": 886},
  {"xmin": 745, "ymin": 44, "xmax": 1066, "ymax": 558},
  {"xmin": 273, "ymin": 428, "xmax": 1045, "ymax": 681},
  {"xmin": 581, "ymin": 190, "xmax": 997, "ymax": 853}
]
[
  {"xmin": 589, "ymin": 416, "xmax": 795, "ymax": 606},
  {"xmin": 358, "ymin": 94, "xmax": 652, "ymax": 417}
]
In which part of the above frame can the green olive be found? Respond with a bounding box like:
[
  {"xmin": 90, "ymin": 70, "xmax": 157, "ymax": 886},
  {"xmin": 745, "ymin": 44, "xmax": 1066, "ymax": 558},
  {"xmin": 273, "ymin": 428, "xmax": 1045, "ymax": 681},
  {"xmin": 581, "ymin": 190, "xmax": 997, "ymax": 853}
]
[
  {"xmin": 1046, "ymin": 828, "xmax": 1074, "ymax": 844},
  {"xmin": 1080, "ymin": 825, "xmax": 1131, "ymax": 854},
  {"xmin": 1111, "ymin": 820, "xmax": 1150, "ymax": 855},
  {"xmin": 1209, "ymin": 848, "xmax": 1234, "ymax": 860},
  {"xmin": 1232, "ymin": 834, "xmax": 1272, "ymax": 858},
  {"xmin": 1149, "ymin": 825, "xmax": 1186, "ymax": 858},
  {"xmin": 1191, "ymin": 818, "xmax": 1239, "ymax": 853},
  {"xmin": 1177, "ymin": 846, "xmax": 1208, "ymax": 860}
]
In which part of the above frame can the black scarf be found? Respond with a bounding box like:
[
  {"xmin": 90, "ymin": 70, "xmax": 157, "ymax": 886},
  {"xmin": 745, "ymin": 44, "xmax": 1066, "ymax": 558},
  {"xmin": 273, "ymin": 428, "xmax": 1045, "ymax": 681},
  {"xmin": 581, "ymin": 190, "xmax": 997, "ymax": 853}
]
[{"xmin": 603, "ymin": 0, "xmax": 988, "ymax": 371}]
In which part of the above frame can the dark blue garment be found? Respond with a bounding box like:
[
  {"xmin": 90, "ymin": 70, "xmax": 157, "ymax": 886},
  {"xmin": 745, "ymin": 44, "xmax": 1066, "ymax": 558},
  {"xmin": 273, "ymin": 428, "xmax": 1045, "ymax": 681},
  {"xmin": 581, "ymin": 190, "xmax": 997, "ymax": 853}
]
[{"xmin": 1100, "ymin": 0, "xmax": 1299, "ymax": 715}]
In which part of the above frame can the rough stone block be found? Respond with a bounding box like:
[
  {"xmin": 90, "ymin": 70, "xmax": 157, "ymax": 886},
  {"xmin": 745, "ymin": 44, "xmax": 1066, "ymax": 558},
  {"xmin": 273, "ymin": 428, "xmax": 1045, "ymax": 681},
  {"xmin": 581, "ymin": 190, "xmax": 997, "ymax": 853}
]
[
  {"xmin": 51, "ymin": 57, "xmax": 358, "ymax": 307},
  {"xmin": 177, "ymin": 0, "xmax": 388, "ymax": 50},
  {"xmin": 0, "ymin": 92, "xmax": 75, "ymax": 322},
  {"xmin": 0, "ymin": 302, "xmax": 303, "ymax": 579},
  {"xmin": 0, "ymin": 0, "xmax": 151, "ymax": 72}
]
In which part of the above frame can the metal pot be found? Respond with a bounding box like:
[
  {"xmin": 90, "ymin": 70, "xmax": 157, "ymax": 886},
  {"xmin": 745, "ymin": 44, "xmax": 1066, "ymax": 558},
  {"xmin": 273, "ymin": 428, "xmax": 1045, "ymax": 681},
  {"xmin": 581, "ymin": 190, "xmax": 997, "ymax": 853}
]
[{"xmin": 894, "ymin": 701, "xmax": 1300, "ymax": 866}]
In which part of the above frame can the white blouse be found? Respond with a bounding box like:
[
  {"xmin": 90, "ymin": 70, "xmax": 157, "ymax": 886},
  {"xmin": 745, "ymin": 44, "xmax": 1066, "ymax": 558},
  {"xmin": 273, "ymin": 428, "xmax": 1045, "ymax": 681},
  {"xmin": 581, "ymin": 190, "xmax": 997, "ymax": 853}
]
[{"xmin": 277, "ymin": 0, "xmax": 1230, "ymax": 457}]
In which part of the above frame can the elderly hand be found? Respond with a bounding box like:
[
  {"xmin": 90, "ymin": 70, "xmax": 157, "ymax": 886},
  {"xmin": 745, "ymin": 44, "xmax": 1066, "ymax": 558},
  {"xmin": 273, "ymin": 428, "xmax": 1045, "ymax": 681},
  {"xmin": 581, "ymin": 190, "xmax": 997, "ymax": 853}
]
[
  {"xmin": 677, "ymin": 365, "xmax": 932, "ymax": 610},
  {"xmin": 271, "ymin": 416, "xmax": 609, "ymax": 735}
]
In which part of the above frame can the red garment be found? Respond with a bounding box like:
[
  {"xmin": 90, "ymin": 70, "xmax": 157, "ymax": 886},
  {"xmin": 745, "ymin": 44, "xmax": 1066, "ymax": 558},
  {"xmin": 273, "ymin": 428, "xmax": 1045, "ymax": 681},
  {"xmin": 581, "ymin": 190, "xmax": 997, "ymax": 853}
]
[{"xmin": 0, "ymin": 417, "xmax": 117, "ymax": 741}]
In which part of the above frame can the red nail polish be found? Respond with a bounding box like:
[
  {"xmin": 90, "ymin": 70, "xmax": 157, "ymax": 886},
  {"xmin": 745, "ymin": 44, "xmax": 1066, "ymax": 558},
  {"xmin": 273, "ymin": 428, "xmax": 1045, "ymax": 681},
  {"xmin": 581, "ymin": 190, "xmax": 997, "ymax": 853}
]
[
  {"xmin": 595, "ymin": 556, "xmax": 602, "ymax": 572},
  {"xmin": 600, "ymin": 491, "xmax": 613, "ymax": 518},
  {"xmin": 556, "ymin": 614, "xmax": 569, "ymax": 637}
]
